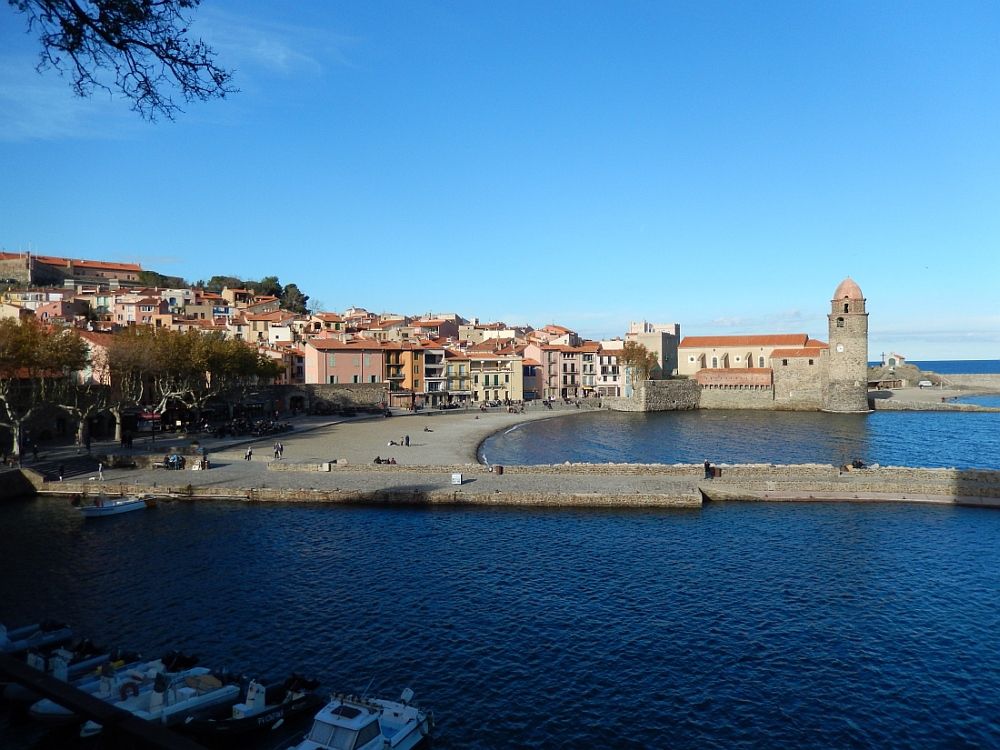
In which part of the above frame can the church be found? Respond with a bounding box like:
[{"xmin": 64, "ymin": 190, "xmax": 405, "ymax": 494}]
[{"xmin": 676, "ymin": 278, "xmax": 870, "ymax": 412}]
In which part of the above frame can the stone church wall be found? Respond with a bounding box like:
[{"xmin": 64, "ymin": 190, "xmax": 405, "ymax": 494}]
[
  {"xmin": 698, "ymin": 386, "xmax": 775, "ymax": 410},
  {"xmin": 772, "ymin": 357, "xmax": 826, "ymax": 410}
]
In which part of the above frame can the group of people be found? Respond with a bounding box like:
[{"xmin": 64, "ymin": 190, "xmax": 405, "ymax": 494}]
[
  {"xmin": 387, "ymin": 435, "xmax": 410, "ymax": 447},
  {"xmin": 373, "ymin": 456, "xmax": 397, "ymax": 464},
  {"xmin": 273, "ymin": 441, "xmax": 284, "ymax": 460}
]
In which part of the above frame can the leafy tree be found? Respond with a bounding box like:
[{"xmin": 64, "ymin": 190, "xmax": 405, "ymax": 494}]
[
  {"xmin": 249, "ymin": 276, "xmax": 282, "ymax": 298},
  {"xmin": 205, "ymin": 275, "xmax": 244, "ymax": 292},
  {"xmin": 281, "ymin": 283, "xmax": 309, "ymax": 315},
  {"xmin": 619, "ymin": 341, "xmax": 659, "ymax": 385},
  {"xmin": 9, "ymin": 0, "xmax": 235, "ymax": 121},
  {"xmin": 105, "ymin": 326, "xmax": 155, "ymax": 442},
  {"xmin": 0, "ymin": 318, "xmax": 88, "ymax": 460},
  {"xmin": 139, "ymin": 270, "xmax": 187, "ymax": 288}
]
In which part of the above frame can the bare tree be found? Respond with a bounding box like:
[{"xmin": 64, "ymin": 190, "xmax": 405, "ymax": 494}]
[{"xmin": 9, "ymin": 0, "xmax": 235, "ymax": 120}]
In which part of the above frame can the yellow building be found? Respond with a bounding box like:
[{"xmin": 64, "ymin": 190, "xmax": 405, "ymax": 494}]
[{"xmin": 469, "ymin": 353, "xmax": 524, "ymax": 404}]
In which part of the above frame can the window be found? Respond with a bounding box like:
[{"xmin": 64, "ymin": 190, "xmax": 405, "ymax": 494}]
[
  {"xmin": 844, "ymin": 303, "xmax": 849, "ymax": 313},
  {"xmin": 329, "ymin": 375, "xmax": 338, "ymax": 384},
  {"xmin": 808, "ymin": 359, "xmax": 814, "ymax": 365},
  {"xmin": 370, "ymin": 375, "xmax": 377, "ymax": 383},
  {"xmin": 759, "ymin": 356, "xmax": 765, "ymax": 367},
  {"xmin": 836, "ymin": 317, "xmax": 844, "ymax": 328},
  {"xmin": 355, "ymin": 720, "xmax": 381, "ymax": 748},
  {"xmin": 689, "ymin": 356, "xmax": 695, "ymax": 363},
  {"xmin": 352, "ymin": 375, "xmax": 359, "ymax": 383},
  {"xmin": 782, "ymin": 359, "xmax": 788, "ymax": 366},
  {"xmin": 711, "ymin": 357, "xmax": 718, "ymax": 368}
]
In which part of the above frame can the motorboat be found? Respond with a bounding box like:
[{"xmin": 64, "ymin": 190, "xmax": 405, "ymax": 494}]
[
  {"xmin": 29, "ymin": 651, "xmax": 199, "ymax": 722},
  {"xmin": 80, "ymin": 669, "xmax": 242, "ymax": 737},
  {"xmin": 3, "ymin": 640, "xmax": 138, "ymax": 702},
  {"xmin": 77, "ymin": 494, "xmax": 148, "ymax": 517},
  {"xmin": 291, "ymin": 688, "xmax": 433, "ymax": 750},
  {"xmin": 0, "ymin": 621, "xmax": 74, "ymax": 655},
  {"xmin": 179, "ymin": 674, "xmax": 324, "ymax": 743}
]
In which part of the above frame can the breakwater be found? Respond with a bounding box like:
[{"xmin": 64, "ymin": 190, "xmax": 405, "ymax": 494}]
[{"xmin": 25, "ymin": 462, "xmax": 1000, "ymax": 510}]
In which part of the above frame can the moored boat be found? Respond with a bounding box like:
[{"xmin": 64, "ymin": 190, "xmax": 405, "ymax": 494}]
[
  {"xmin": 77, "ymin": 494, "xmax": 148, "ymax": 517},
  {"xmin": 178, "ymin": 674, "xmax": 324, "ymax": 743},
  {"xmin": 2, "ymin": 640, "xmax": 138, "ymax": 702},
  {"xmin": 80, "ymin": 669, "xmax": 242, "ymax": 737},
  {"xmin": 290, "ymin": 688, "xmax": 432, "ymax": 750},
  {"xmin": 29, "ymin": 651, "xmax": 199, "ymax": 722}
]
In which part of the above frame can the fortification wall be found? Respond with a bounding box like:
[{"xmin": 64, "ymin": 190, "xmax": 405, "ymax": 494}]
[
  {"xmin": 604, "ymin": 380, "xmax": 699, "ymax": 412},
  {"xmin": 772, "ymin": 358, "xmax": 825, "ymax": 409},
  {"xmin": 698, "ymin": 387, "xmax": 775, "ymax": 410},
  {"xmin": 0, "ymin": 256, "xmax": 30, "ymax": 284}
]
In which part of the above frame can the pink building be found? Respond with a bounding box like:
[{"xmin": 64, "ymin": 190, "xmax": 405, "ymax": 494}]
[{"xmin": 304, "ymin": 339, "xmax": 385, "ymax": 385}]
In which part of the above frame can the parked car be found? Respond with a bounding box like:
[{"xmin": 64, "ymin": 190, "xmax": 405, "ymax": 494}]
[{"xmin": 918, "ymin": 380, "xmax": 933, "ymax": 388}]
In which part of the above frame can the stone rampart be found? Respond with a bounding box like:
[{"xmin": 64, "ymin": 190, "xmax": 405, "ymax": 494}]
[
  {"xmin": 607, "ymin": 380, "xmax": 699, "ymax": 412},
  {"xmin": 698, "ymin": 387, "xmax": 775, "ymax": 410}
]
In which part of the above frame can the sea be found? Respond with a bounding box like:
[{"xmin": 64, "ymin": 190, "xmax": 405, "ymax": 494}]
[{"xmin": 2, "ymin": 360, "xmax": 999, "ymax": 749}]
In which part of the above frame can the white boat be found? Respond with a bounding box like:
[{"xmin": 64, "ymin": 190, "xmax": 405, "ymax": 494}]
[
  {"xmin": 78, "ymin": 494, "xmax": 148, "ymax": 517},
  {"xmin": 80, "ymin": 670, "xmax": 241, "ymax": 737},
  {"xmin": 291, "ymin": 688, "xmax": 433, "ymax": 750},
  {"xmin": 29, "ymin": 653, "xmax": 199, "ymax": 722}
]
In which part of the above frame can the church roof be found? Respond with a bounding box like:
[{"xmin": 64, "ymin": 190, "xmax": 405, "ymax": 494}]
[{"xmin": 833, "ymin": 277, "xmax": 864, "ymax": 300}]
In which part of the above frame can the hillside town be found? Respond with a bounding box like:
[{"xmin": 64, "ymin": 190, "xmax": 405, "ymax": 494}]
[{"xmin": 0, "ymin": 250, "xmax": 684, "ymax": 408}]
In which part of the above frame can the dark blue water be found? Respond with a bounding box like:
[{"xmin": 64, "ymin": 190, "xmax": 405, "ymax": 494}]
[
  {"xmin": 869, "ymin": 360, "xmax": 1000, "ymax": 374},
  {"xmin": 955, "ymin": 394, "xmax": 1000, "ymax": 409},
  {"xmin": 481, "ymin": 410, "xmax": 1000, "ymax": 470},
  {"xmin": 1, "ymin": 498, "xmax": 998, "ymax": 749},
  {"xmin": 910, "ymin": 360, "xmax": 1000, "ymax": 374}
]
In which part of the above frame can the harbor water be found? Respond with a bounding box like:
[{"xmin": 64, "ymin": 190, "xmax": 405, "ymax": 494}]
[{"xmin": 2, "ymin": 492, "xmax": 999, "ymax": 748}]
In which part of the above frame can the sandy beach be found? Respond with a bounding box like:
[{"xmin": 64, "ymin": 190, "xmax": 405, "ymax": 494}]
[{"xmin": 211, "ymin": 404, "xmax": 585, "ymax": 467}]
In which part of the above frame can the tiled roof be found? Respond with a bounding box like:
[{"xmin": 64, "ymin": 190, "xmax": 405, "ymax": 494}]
[
  {"xmin": 770, "ymin": 348, "xmax": 825, "ymax": 358},
  {"xmin": 679, "ymin": 334, "xmax": 810, "ymax": 348}
]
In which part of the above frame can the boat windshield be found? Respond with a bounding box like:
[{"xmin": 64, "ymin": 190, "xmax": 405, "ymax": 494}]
[{"xmin": 307, "ymin": 720, "xmax": 358, "ymax": 749}]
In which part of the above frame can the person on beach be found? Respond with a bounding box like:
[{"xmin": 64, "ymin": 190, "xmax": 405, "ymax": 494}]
[
  {"xmin": 245, "ymin": 447, "xmax": 253, "ymax": 461},
  {"xmin": 274, "ymin": 442, "xmax": 280, "ymax": 460},
  {"xmin": 404, "ymin": 435, "xmax": 410, "ymax": 446},
  {"xmin": 277, "ymin": 442, "xmax": 283, "ymax": 458}
]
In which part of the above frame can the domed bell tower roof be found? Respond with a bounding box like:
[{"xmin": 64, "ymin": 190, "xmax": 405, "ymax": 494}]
[{"xmin": 833, "ymin": 277, "xmax": 864, "ymax": 301}]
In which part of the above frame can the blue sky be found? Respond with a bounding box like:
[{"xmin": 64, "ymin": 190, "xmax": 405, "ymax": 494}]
[{"xmin": 2, "ymin": 1, "xmax": 998, "ymax": 359}]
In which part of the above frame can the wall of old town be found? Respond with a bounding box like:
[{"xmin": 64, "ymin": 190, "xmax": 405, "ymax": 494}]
[
  {"xmin": 772, "ymin": 357, "xmax": 826, "ymax": 409},
  {"xmin": 698, "ymin": 386, "xmax": 775, "ymax": 409}
]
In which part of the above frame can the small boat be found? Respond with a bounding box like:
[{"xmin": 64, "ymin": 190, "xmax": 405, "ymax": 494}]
[
  {"xmin": 291, "ymin": 688, "xmax": 433, "ymax": 750},
  {"xmin": 80, "ymin": 669, "xmax": 242, "ymax": 737},
  {"xmin": 77, "ymin": 494, "xmax": 148, "ymax": 517},
  {"xmin": 3, "ymin": 640, "xmax": 138, "ymax": 702},
  {"xmin": 0, "ymin": 621, "xmax": 74, "ymax": 655},
  {"xmin": 178, "ymin": 674, "xmax": 324, "ymax": 743},
  {"xmin": 29, "ymin": 651, "xmax": 199, "ymax": 722}
]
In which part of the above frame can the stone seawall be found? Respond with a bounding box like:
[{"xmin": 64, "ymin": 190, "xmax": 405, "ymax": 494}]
[
  {"xmin": 0, "ymin": 469, "xmax": 39, "ymax": 500},
  {"xmin": 937, "ymin": 374, "xmax": 1000, "ymax": 390},
  {"xmin": 30, "ymin": 462, "xmax": 1000, "ymax": 510}
]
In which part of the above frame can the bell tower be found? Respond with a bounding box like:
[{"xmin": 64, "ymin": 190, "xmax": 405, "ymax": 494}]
[{"xmin": 824, "ymin": 277, "xmax": 870, "ymax": 413}]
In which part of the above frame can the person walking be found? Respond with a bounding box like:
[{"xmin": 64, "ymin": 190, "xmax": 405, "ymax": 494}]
[
  {"xmin": 245, "ymin": 447, "xmax": 253, "ymax": 461},
  {"xmin": 97, "ymin": 462, "xmax": 104, "ymax": 481},
  {"xmin": 58, "ymin": 463, "xmax": 65, "ymax": 481},
  {"xmin": 273, "ymin": 441, "xmax": 280, "ymax": 460},
  {"xmin": 404, "ymin": 434, "xmax": 410, "ymax": 447},
  {"xmin": 277, "ymin": 442, "xmax": 283, "ymax": 459}
]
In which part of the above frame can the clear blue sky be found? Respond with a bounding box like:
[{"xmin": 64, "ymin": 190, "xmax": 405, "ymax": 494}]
[{"xmin": 2, "ymin": 1, "xmax": 998, "ymax": 359}]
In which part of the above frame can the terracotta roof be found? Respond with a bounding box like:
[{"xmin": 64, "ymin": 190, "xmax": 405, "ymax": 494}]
[
  {"xmin": 522, "ymin": 358, "xmax": 541, "ymax": 366},
  {"xmin": 770, "ymin": 348, "xmax": 825, "ymax": 358},
  {"xmin": 306, "ymin": 339, "xmax": 384, "ymax": 352},
  {"xmin": 679, "ymin": 334, "xmax": 810, "ymax": 348},
  {"xmin": 833, "ymin": 277, "xmax": 864, "ymax": 301}
]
